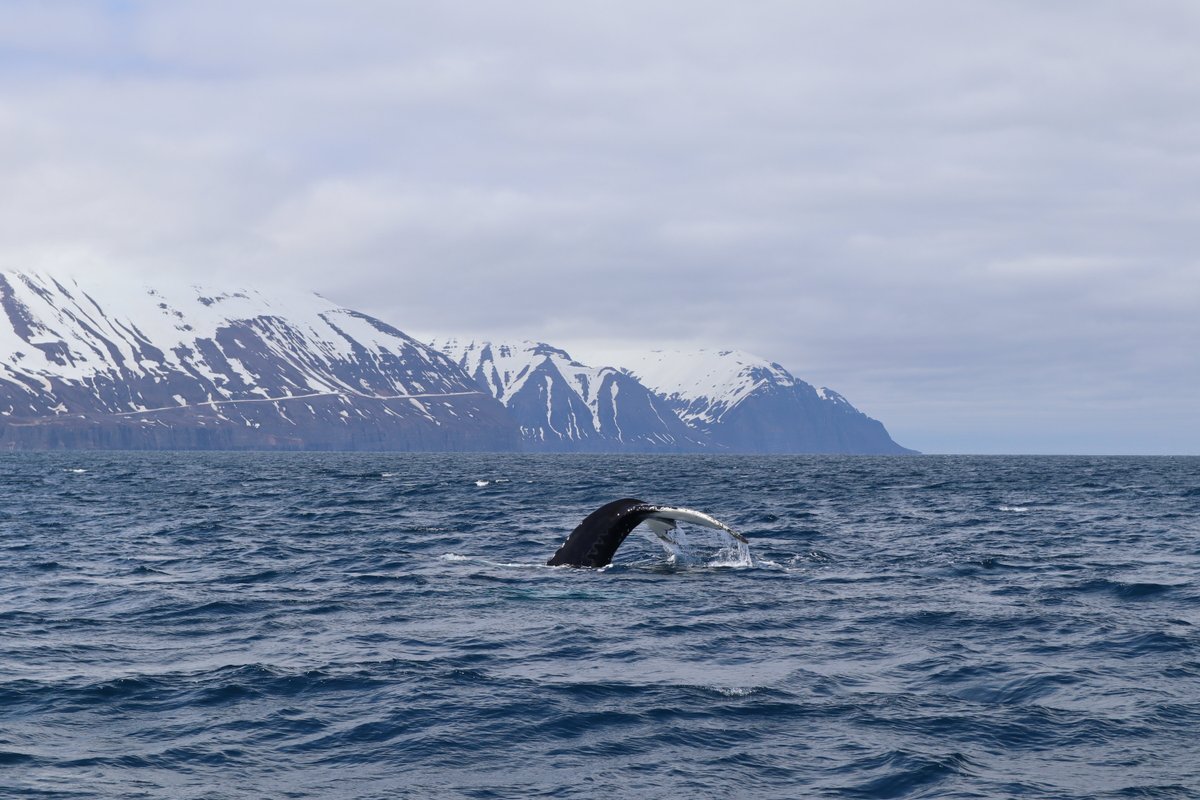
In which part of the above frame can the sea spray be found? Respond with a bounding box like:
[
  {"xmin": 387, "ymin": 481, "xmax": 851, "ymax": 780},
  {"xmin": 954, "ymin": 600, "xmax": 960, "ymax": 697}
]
[
  {"xmin": 710, "ymin": 528, "xmax": 754, "ymax": 567},
  {"xmin": 645, "ymin": 525, "xmax": 754, "ymax": 567}
]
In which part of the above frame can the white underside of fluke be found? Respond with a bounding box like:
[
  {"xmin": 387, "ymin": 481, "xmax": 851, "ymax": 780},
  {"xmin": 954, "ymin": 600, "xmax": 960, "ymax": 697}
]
[
  {"xmin": 642, "ymin": 517, "xmax": 679, "ymax": 545},
  {"xmin": 640, "ymin": 506, "xmax": 747, "ymax": 543}
]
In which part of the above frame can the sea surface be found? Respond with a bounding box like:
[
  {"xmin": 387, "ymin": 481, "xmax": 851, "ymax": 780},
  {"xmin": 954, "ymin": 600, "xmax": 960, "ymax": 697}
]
[{"xmin": 2, "ymin": 454, "xmax": 1199, "ymax": 799}]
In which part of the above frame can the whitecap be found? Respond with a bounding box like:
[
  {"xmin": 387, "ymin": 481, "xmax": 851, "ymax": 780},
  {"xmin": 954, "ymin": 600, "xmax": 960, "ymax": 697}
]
[
  {"xmin": 474, "ymin": 480, "xmax": 490, "ymax": 487},
  {"xmin": 998, "ymin": 505, "xmax": 1030, "ymax": 513}
]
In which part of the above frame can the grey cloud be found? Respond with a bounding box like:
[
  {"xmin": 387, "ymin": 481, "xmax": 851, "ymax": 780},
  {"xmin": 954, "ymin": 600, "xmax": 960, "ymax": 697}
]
[{"xmin": 1, "ymin": 0, "xmax": 1197, "ymax": 452}]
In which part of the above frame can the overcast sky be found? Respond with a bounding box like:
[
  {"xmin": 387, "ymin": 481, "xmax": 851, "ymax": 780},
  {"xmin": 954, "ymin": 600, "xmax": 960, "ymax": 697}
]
[{"xmin": 2, "ymin": 1, "xmax": 1197, "ymax": 453}]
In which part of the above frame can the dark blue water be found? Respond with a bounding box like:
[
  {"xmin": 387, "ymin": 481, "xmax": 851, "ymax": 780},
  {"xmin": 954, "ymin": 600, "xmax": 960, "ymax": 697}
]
[{"xmin": 2, "ymin": 454, "xmax": 1199, "ymax": 798}]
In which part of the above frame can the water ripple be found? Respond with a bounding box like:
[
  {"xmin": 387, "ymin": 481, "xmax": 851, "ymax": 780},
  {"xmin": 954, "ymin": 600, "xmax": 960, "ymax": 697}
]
[{"xmin": 1, "ymin": 453, "xmax": 1198, "ymax": 798}]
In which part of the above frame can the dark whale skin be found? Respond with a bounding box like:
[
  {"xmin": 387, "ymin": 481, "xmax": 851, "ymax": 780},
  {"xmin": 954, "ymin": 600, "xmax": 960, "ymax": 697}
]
[{"xmin": 547, "ymin": 498, "xmax": 656, "ymax": 568}]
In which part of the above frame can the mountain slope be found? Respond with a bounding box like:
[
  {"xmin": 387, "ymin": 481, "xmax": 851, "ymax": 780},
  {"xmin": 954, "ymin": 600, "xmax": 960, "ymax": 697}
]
[
  {"xmin": 431, "ymin": 338, "xmax": 707, "ymax": 452},
  {"xmin": 623, "ymin": 349, "xmax": 916, "ymax": 454},
  {"xmin": 0, "ymin": 273, "xmax": 517, "ymax": 450}
]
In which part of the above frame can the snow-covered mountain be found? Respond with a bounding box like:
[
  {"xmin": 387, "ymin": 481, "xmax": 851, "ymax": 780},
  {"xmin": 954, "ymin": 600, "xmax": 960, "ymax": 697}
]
[
  {"xmin": 0, "ymin": 273, "xmax": 516, "ymax": 450},
  {"xmin": 431, "ymin": 339, "xmax": 914, "ymax": 454},
  {"xmin": 624, "ymin": 349, "xmax": 915, "ymax": 454},
  {"xmin": 0, "ymin": 273, "xmax": 914, "ymax": 453},
  {"xmin": 431, "ymin": 338, "xmax": 707, "ymax": 452}
]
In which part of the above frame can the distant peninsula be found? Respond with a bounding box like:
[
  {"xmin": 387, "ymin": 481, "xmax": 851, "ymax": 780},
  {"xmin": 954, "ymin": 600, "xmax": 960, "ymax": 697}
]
[{"xmin": 0, "ymin": 272, "xmax": 915, "ymax": 453}]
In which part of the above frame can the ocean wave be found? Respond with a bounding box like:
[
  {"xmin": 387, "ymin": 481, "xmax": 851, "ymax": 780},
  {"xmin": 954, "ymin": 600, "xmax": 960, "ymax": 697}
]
[{"xmin": 2, "ymin": 453, "xmax": 1198, "ymax": 798}]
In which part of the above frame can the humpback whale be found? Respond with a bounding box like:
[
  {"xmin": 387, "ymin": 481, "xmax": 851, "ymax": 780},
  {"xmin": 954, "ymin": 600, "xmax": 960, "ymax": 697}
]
[{"xmin": 547, "ymin": 498, "xmax": 747, "ymax": 568}]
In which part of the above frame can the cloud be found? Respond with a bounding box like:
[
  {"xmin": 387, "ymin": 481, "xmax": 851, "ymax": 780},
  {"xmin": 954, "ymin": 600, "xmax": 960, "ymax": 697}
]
[{"xmin": 0, "ymin": 0, "xmax": 1197, "ymax": 452}]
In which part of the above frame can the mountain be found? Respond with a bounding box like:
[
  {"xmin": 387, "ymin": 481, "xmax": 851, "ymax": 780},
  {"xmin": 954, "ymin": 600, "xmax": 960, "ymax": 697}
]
[
  {"xmin": 0, "ymin": 273, "xmax": 517, "ymax": 450},
  {"xmin": 0, "ymin": 273, "xmax": 915, "ymax": 454},
  {"xmin": 623, "ymin": 349, "xmax": 916, "ymax": 454},
  {"xmin": 431, "ymin": 338, "xmax": 708, "ymax": 452}
]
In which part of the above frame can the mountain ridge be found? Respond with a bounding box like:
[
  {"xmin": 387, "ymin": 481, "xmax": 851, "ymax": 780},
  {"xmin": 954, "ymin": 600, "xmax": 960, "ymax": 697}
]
[
  {"xmin": 0, "ymin": 272, "xmax": 915, "ymax": 453},
  {"xmin": 624, "ymin": 348, "xmax": 915, "ymax": 454},
  {"xmin": 432, "ymin": 339, "xmax": 915, "ymax": 454},
  {"xmin": 0, "ymin": 272, "xmax": 516, "ymax": 450},
  {"xmin": 432, "ymin": 337, "xmax": 709, "ymax": 452}
]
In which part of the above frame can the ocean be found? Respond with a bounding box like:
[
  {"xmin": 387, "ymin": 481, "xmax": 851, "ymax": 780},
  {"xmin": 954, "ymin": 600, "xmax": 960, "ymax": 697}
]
[{"xmin": 2, "ymin": 453, "xmax": 1198, "ymax": 798}]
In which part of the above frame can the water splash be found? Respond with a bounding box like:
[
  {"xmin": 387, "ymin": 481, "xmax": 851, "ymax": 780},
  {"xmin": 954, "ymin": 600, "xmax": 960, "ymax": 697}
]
[
  {"xmin": 644, "ymin": 526, "xmax": 754, "ymax": 568},
  {"xmin": 644, "ymin": 526, "xmax": 694, "ymax": 565},
  {"xmin": 709, "ymin": 529, "xmax": 754, "ymax": 567}
]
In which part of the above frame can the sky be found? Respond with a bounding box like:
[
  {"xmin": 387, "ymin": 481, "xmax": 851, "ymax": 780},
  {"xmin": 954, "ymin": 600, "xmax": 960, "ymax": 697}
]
[{"xmin": 1, "ymin": 1, "xmax": 1197, "ymax": 454}]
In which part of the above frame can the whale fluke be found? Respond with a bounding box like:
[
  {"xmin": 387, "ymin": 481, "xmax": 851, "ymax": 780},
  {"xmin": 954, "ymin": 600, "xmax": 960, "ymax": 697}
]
[{"xmin": 547, "ymin": 498, "xmax": 746, "ymax": 568}]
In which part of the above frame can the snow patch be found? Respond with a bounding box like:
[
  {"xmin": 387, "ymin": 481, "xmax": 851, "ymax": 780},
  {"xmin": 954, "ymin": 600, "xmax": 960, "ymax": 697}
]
[{"xmin": 621, "ymin": 348, "xmax": 798, "ymax": 425}]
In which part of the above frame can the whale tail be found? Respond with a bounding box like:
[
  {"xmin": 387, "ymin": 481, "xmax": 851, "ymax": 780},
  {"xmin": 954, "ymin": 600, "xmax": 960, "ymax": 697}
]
[{"xmin": 547, "ymin": 498, "xmax": 746, "ymax": 568}]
